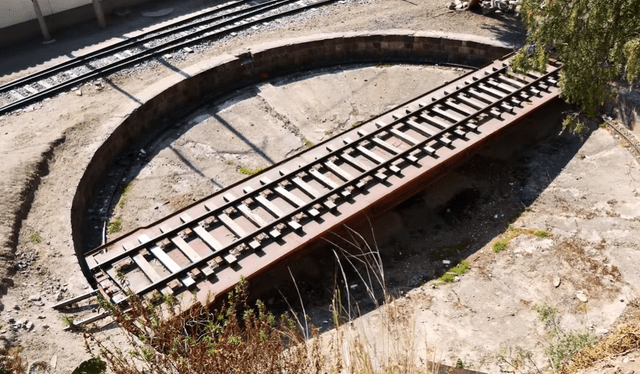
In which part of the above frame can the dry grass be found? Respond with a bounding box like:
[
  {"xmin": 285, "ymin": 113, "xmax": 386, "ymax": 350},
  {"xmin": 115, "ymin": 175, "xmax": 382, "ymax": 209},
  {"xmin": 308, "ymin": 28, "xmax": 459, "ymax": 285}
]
[
  {"xmin": 0, "ymin": 347, "xmax": 26, "ymax": 374},
  {"xmin": 83, "ymin": 225, "xmax": 441, "ymax": 374},
  {"xmin": 559, "ymin": 308, "xmax": 640, "ymax": 374}
]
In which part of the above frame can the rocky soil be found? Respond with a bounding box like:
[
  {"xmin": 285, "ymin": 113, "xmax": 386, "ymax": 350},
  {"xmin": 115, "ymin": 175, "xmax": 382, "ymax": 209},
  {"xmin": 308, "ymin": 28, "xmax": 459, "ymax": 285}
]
[{"xmin": 0, "ymin": 0, "xmax": 639, "ymax": 372}]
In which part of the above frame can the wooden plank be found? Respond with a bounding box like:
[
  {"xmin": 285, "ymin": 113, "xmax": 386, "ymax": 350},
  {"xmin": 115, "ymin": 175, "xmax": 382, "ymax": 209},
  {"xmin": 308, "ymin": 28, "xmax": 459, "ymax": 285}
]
[
  {"xmin": 139, "ymin": 235, "xmax": 195, "ymax": 287},
  {"xmin": 309, "ymin": 169, "xmax": 350, "ymax": 197},
  {"xmin": 38, "ymin": 80, "xmax": 52, "ymax": 89},
  {"xmin": 477, "ymin": 84, "xmax": 508, "ymax": 98},
  {"xmin": 442, "ymin": 100, "xmax": 473, "ymax": 116},
  {"xmin": 364, "ymin": 131, "xmax": 419, "ymax": 163},
  {"xmin": 204, "ymin": 203, "xmax": 247, "ymax": 238},
  {"xmin": 254, "ymin": 194, "xmax": 285, "ymax": 217},
  {"xmin": 9, "ymin": 90, "xmax": 24, "ymax": 100},
  {"xmin": 53, "ymin": 289, "xmax": 98, "ymax": 309},
  {"xmin": 456, "ymin": 93, "xmax": 487, "ymax": 109},
  {"xmin": 260, "ymin": 177, "xmax": 320, "ymax": 217},
  {"xmin": 353, "ymin": 144, "xmax": 385, "ymax": 164},
  {"xmin": 159, "ymin": 225, "xmax": 202, "ymax": 262},
  {"xmin": 244, "ymin": 186, "xmax": 301, "ymax": 231},
  {"xmin": 488, "ymin": 79, "xmax": 518, "ymax": 93},
  {"xmin": 225, "ymin": 192, "xmax": 280, "ymax": 239},
  {"xmin": 468, "ymin": 87, "xmax": 500, "ymax": 102},
  {"xmin": 496, "ymin": 75, "xmax": 526, "ymax": 89},
  {"xmin": 132, "ymin": 252, "xmax": 163, "ymax": 283},
  {"xmin": 389, "ymin": 127, "xmax": 419, "ymax": 146},
  {"xmin": 325, "ymin": 161, "xmax": 354, "ymax": 181},
  {"xmin": 224, "ymin": 193, "xmax": 267, "ymax": 227},
  {"xmin": 407, "ymin": 118, "xmax": 438, "ymax": 135},
  {"xmin": 139, "ymin": 235, "xmax": 182, "ymax": 273},
  {"xmin": 281, "ymin": 169, "xmax": 336, "ymax": 210},
  {"xmin": 431, "ymin": 107, "xmax": 464, "ymax": 123},
  {"xmin": 181, "ymin": 214, "xmax": 223, "ymax": 251},
  {"xmin": 339, "ymin": 152, "xmax": 368, "ymax": 172}
]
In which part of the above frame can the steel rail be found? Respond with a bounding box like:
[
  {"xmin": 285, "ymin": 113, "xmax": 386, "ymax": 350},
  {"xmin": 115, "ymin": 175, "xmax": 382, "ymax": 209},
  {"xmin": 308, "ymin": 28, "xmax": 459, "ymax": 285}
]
[
  {"xmin": 0, "ymin": 0, "xmax": 339, "ymax": 116},
  {"xmin": 0, "ymin": 0, "xmax": 250, "ymax": 93}
]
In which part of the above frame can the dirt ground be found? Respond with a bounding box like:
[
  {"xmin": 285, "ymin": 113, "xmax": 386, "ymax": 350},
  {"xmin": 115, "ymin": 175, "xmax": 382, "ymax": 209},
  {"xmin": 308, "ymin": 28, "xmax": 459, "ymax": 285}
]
[{"xmin": 1, "ymin": 0, "xmax": 639, "ymax": 372}]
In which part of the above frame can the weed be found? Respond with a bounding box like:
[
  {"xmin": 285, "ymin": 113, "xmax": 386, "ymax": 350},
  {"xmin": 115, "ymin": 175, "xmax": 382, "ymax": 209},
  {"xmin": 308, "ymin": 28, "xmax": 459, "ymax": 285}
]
[
  {"xmin": 107, "ymin": 217, "xmax": 123, "ymax": 234},
  {"xmin": 239, "ymin": 166, "xmax": 265, "ymax": 175},
  {"xmin": 496, "ymin": 346, "xmax": 541, "ymax": 373},
  {"xmin": 493, "ymin": 240, "xmax": 509, "ymax": 253},
  {"xmin": 118, "ymin": 182, "xmax": 134, "ymax": 209},
  {"xmin": 579, "ymin": 153, "xmax": 586, "ymax": 159},
  {"xmin": 532, "ymin": 304, "xmax": 559, "ymax": 327},
  {"xmin": 562, "ymin": 115, "xmax": 585, "ymax": 134},
  {"xmin": 304, "ymin": 140, "xmax": 314, "ymax": 148},
  {"xmin": 30, "ymin": 232, "xmax": 42, "ymax": 244},
  {"xmin": 84, "ymin": 227, "xmax": 442, "ymax": 374},
  {"xmin": 531, "ymin": 304, "xmax": 596, "ymax": 371},
  {"xmin": 374, "ymin": 64, "xmax": 391, "ymax": 68},
  {"xmin": 493, "ymin": 227, "xmax": 550, "ymax": 253},
  {"xmin": 599, "ymin": 122, "xmax": 608, "ymax": 129},
  {"xmin": 61, "ymin": 315, "xmax": 75, "ymax": 327},
  {"xmin": 0, "ymin": 346, "xmax": 26, "ymax": 374},
  {"xmin": 350, "ymin": 109, "xmax": 358, "ymax": 116},
  {"xmin": 533, "ymin": 230, "xmax": 550, "ymax": 238},
  {"xmin": 351, "ymin": 121, "xmax": 362, "ymax": 128},
  {"xmin": 439, "ymin": 260, "xmax": 469, "ymax": 283}
]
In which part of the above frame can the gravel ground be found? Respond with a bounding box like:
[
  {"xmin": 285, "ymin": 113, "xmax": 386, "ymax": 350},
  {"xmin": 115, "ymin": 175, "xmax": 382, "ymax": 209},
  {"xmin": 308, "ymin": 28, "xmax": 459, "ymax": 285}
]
[{"xmin": 1, "ymin": 0, "xmax": 639, "ymax": 372}]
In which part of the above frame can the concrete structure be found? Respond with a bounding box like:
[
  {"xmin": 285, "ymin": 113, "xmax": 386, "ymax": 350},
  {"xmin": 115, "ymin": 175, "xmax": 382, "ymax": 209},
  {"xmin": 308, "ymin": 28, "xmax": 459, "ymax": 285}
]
[{"xmin": 0, "ymin": 0, "xmax": 151, "ymax": 46}]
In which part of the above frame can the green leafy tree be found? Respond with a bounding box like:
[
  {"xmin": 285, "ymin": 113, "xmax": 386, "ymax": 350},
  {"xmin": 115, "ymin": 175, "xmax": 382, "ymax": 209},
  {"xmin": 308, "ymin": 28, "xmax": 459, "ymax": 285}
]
[{"xmin": 511, "ymin": 0, "xmax": 640, "ymax": 117}]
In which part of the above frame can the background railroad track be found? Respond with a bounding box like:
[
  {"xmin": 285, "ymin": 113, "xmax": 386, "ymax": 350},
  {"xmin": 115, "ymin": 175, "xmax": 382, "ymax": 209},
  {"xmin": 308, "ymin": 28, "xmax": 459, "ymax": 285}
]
[
  {"xmin": 54, "ymin": 55, "xmax": 562, "ymax": 327},
  {"xmin": 0, "ymin": 0, "xmax": 339, "ymax": 116}
]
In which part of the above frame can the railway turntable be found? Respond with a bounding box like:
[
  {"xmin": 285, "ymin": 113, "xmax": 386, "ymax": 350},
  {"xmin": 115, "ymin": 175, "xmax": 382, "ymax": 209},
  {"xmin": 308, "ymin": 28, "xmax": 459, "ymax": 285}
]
[{"xmin": 56, "ymin": 55, "xmax": 562, "ymax": 326}]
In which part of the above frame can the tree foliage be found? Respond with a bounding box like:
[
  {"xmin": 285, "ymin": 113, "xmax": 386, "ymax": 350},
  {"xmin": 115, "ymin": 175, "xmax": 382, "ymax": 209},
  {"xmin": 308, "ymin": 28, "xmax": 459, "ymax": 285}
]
[{"xmin": 511, "ymin": 0, "xmax": 640, "ymax": 117}]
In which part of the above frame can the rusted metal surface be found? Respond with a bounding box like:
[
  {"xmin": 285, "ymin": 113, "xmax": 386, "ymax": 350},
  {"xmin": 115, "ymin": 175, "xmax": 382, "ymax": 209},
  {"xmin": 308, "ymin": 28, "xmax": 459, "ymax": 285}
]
[{"xmin": 64, "ymin": 56, "xmax": 561, "ymax": 324}]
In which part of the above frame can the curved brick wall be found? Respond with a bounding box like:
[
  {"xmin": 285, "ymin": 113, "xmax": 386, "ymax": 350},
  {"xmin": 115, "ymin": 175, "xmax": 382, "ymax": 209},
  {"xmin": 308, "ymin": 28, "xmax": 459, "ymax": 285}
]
[{"xmin": 71, "ymin": 31, "xmax": 511, "ymax": 279}]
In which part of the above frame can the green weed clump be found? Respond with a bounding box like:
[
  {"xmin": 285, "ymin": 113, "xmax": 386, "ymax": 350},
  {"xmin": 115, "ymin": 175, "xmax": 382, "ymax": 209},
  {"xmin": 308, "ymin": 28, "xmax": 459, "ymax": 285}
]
[
  {"xmin": 61, "ymin": 315, "xmax": 75, "ymax": 327},
  {"xmin": 492, "ymin": 227, "xmax": 550, "ymax": 253},
  {"xmin": 531, "ymin": 304, "xmax": 596, "ymax": 371},
  {"xmin": 239, "ymin": 166, "xmax": 265, "ymax": 175},
  {"xmin": 562, "ymin": 116, "xmax": 586, "ymax": 134},
  {"xmin": 493, "ymin": 240, "xmax": 509, "ymax": 253},
  {"xmin": 30, "ymin": 232, "xmax": 42, "ymax": 244},
  {"xmin": 440, "ymin": 260, "xmax": 470, "ymax": 283},
  {"xmin": 107, "ymin": 217, "xmax": 123, "ymax": 234},
  {"xmin": 118, "ymin": 182, "xmax": 134, "ymax": 209},
  {"xmin": 304, "ymin": 140, "xmax": 314, "ymax": 148}
]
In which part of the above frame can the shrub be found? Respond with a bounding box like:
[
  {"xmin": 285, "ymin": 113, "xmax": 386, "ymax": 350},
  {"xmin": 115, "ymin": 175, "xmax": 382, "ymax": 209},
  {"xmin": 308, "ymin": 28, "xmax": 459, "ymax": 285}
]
[
  {"xmin": 107, "ymin": 217, "xmax": 123, "ymax": 234},
  {"xmin": 239, "ymin": 166, "xmax": 265, "ymax": 175},
  {"xmin": 29, "ymin": 232, "xmax": 42, "ymax": 244},
  {"xmin": 493, "ymin": 240, "xmax": 508, "ymax": 253},
  {"xmin": 117, "ymin": 182, "xmax": 134, "ymax": 209},
  {"xmin": 440, "ymin": 260, "xmax": 470, "ymax": 283}
]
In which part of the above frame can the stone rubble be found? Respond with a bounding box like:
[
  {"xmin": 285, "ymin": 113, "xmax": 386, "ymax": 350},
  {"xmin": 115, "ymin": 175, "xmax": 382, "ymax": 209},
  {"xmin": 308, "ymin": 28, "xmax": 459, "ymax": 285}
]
[{"xmin": 447, "ymin": 0, "xmax": 521, "ymax": 14}]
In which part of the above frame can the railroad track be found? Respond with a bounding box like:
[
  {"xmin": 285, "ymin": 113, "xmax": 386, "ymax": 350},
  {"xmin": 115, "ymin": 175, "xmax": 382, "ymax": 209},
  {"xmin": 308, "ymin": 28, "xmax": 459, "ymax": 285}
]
[
  {"xmin": 0, "ymin": 0, "xmax": 338, "ymax": 116},
  {"xmin": 55, "ymin": 56, "xmax": 562, "ymax": 327}
]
